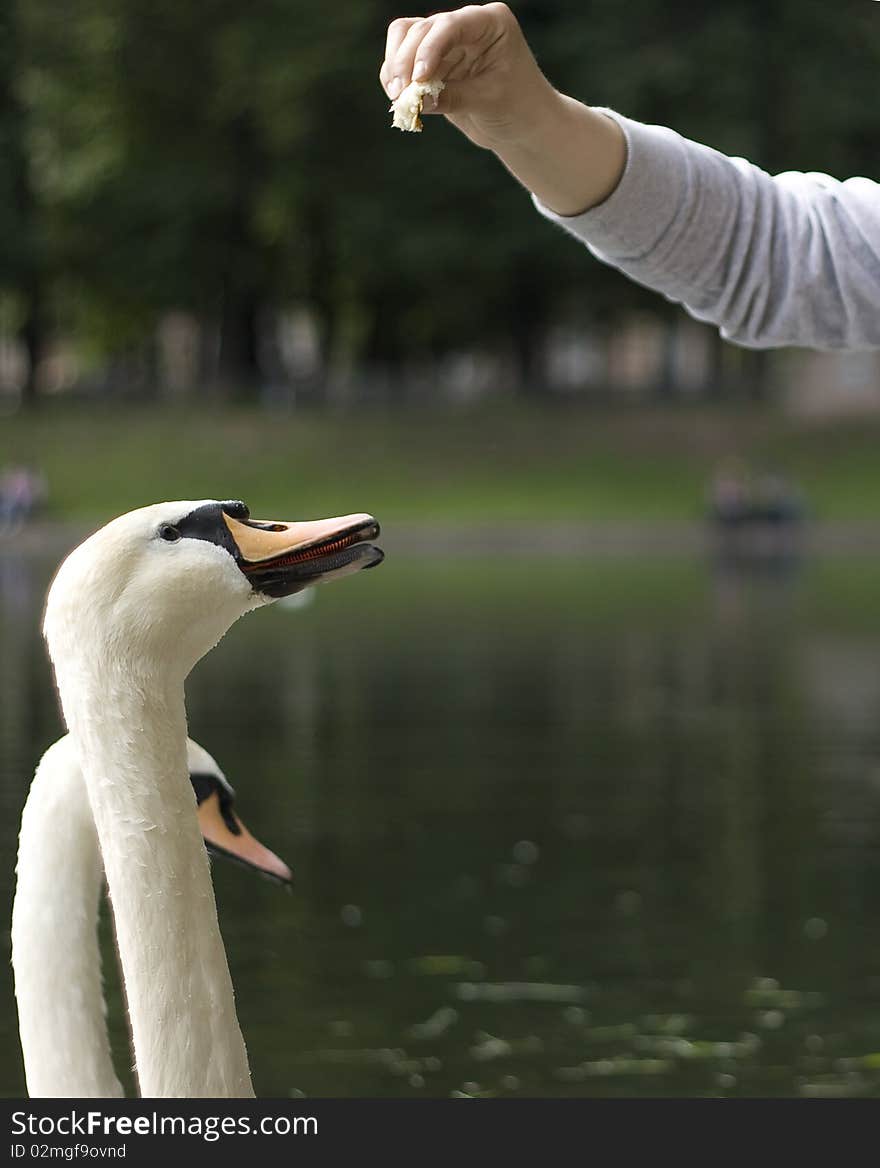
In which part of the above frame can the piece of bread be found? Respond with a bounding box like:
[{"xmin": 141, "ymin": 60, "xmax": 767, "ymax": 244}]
[{"xmin": 390, "ymin": 79, "xmax": 445, "ymax": 133}]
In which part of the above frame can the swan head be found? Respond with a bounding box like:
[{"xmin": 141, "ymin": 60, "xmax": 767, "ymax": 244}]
[
  {"xmin": 44, "ymin": 499, "xmax": 383, "ymax": 678},
  {"xmin": 187, "ymin": 739, "xmax": 293, "ymax": 886}
]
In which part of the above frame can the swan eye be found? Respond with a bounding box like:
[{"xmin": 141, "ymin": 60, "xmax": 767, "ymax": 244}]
[{"xmin": 158, "ymin": 524, "xmax": 182, "ymax": 543}]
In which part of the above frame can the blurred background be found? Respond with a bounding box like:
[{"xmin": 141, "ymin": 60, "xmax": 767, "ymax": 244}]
[{"xmin": 2, "ymin": 0, "xmax": 880, "ymax": 1098}]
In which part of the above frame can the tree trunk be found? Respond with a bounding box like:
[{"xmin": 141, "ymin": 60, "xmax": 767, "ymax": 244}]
[
  {"xmin": 300, "ymin": 199, "xmax": 339, "ymax": 404},
  {"xmin": 508, "ymin": 266, "xmax": 548, "ymax": 398},
  {"xmin": 747, "ymin": 348, "xmax": 771, "ymax": 404},
  {"xmin": 3, "ymin": 4, "xmax": 45, "ymax": 408},
  {"xmin": 704, "ymin": 327, "xmax": 728, "ymax": 400},
  {"xmin": 655, "ymin": 316, "xmax": 678, "ymax": 401},
  {"xmin": 216, "ymin": 292, "xmax": 261, "ymax": 396},
  {"xmin": 213, "ymin": 115, "xmax": 264, "ymax": 398},
  {"xmin": 18, "ymin": 286, "xmax": 44, "ymax": 409}
]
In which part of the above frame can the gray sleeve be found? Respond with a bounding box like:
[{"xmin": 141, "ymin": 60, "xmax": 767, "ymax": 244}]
[{"xmin": 534, "ymin": 110, "xmax": 880, "ymax": 351}]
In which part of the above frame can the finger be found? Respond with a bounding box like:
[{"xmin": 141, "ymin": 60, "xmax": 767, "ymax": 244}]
[
  {"xmin": 391, "ymin": 17, "xmax": 437, "ymax": 90},
  {"xmin": 411, "ymin": 5, "xmax": 499, "ymax": 82},
  {"xmin": 438, "ymin": 46, "xmax": 477, "ymax": 83},
  {"xmin": 383, "ymin": 17, "xmax": 421, "ymax": 97},
  {"xmin": 403, "ymin": 46, "xmax": 476, "ymax": 111},
  {"xmin": 385, "ymin": 16, "xmax": 420, "ymax": 63}
]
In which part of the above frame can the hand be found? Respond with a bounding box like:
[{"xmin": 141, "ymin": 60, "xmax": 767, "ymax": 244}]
[
  {"xmin": 379, "ymin": 3, "xmax": 560, "ymax": 150},
  {"xmin": 380, "ymin": 3, "xmax": 626, "ymax": 216}
]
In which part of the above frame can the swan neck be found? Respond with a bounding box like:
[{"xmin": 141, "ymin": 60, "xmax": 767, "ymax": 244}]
[
  {"xmin": 58, "ymin": 659, "xmax": 253, "ymax": 1097},
  {"xmin": 12, "ymin": 739, "xmax": 124, "ymax": 1097}
]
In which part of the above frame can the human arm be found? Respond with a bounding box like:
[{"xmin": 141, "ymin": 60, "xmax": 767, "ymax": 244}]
[
  {"xmin": 534, "ymin": 111, "xmax": 880, "ymax": 351},
  {"xmin": 381, "ymin": 4, "xmax": 880, "ymax": 351}
]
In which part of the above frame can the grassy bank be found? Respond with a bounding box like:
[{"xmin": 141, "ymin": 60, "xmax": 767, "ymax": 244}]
[{"xmin": 3, "ymin": 401, "xmax": 880, "ymax": 522}]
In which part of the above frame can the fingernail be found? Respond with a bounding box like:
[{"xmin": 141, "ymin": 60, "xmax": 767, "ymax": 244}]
[
  {"xmin": 389, "ymin": 76, "xmax": 403, "ymax": 99},
  {"xmin": 412, "ymin": 59, "xmax": 428, "ymax": 81}
]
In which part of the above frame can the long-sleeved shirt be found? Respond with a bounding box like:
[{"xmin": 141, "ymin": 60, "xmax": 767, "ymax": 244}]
[{"xmin": 534, "ymin": 110, "xmax": 880, "ymax": 351}]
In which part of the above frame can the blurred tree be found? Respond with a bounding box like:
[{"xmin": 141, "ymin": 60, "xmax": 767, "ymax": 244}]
[
  {"xmin": 1, "ymin": 0, "xmax": 878, "ymax": 403},
  {"xmin": 0, "ymin": 1, "xmax": 47, "ymax": 406}
]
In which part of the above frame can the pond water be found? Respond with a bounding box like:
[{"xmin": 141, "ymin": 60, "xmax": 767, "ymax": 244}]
[{"xmin": 2, "ymin": 543, "xmax": 880, "ymax": 1098}]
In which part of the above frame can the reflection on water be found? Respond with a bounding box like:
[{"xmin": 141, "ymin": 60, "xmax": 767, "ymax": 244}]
[{"xmin": 2, "ymin": 545, "xmax": 880, "ymax": 1098}]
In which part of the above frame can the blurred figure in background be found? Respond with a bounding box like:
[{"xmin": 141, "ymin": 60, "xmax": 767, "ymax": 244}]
[
  {"xmin": 381, "ymin": 4, "xmax": 880, "ymax": 353},
  {"xmin": 0, "ymin": 465, "xmax": 48, "ymax": 532},
  {"xmin": 752, "ymin": 470, "xmax": 806, "ymax": 530},
  {"xmin": 707, "ymin": 459, "xmax": 750, "ymax": 533},
  {"xmin": 707, "ymin": 459, "xmax": 805, "ymax": 560}
]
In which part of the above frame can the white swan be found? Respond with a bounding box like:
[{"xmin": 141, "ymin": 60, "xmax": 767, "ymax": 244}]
[
  {"xmin": 12, "ymin": 735, "xmax": 291, "ymax": 1098},
  {"xmin": 38, "ymin": 499, "xmax": 381, "ymax": 1096}
]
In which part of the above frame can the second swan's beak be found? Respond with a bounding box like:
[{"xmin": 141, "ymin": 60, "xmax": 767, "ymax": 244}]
[
  {"xmin": 196, "ymin": 788, "xmax": 293, "ymax": 886},
  {"xmin": 223, "ymin": 511, "xmax": 383, "ymax": 599}
]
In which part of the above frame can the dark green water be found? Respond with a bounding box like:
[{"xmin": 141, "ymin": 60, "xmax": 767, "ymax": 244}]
[{"xmin": 2, "ymin": 546, "xmax": 880, "ymax": 1098}]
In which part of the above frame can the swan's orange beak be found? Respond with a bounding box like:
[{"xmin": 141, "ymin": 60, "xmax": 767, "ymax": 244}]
[
  {"xmin": 197, "ymin": 790, "xmax": 292, "ymax": 885},
  {"xmin": 223, "ymin": 512, "xmax": 383, "ymax": 599}
]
